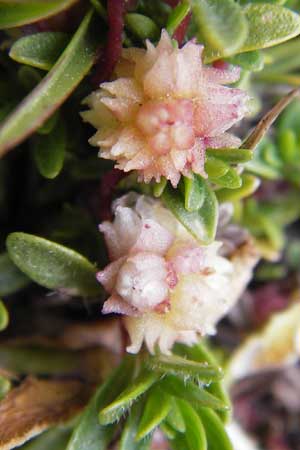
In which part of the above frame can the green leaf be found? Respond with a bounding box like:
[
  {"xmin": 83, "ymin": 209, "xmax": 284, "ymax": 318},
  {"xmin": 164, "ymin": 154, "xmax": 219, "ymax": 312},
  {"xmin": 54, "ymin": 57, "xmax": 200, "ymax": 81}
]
[
  {"xmin": 6, "ymin": 232, "xmax": 102, "ymax": 296},
  {"xmin": 0, "ymin": 252, "xmax": 30, "ymax": 296},
  {"xmin": 242, "ymin": 3, "xmax": 300, "ymax": 52},
  {"xmin": 125, "ymin": 13, "xmax": 160, "ymax": 40},
  {"xmin": 120, "ymin": 403, "xmax": 151, "ymax": 450},
  {"xmin": 205, "ymin": 157, "xmax": 229, "ymax": 179},
  {"xmin": 0, "ymin": 374, "xmax": 10, "ymax": 400},
  {"xmin": 192, "ymin": 0, "xmax": 248, "ymax": 57},
  {"xmin": 183, "ymin": 175, "xmax": 205, "ymax": 212},
  {"xmin": 0, "ymin": 0, "xmax": 78, "ymax": 29},
  {"xmin": 136, "ymin": 387, "xmax": 172, "ymax": 441},
  {"xmin": 166, "ymin": 0, "xmax": 191, "ymax": 37},
  {"xmin": 216, "ymin": 174, "xmax": 260, "ymax": 202},
  {"xmin": 33, "ymin": 117, "xmax": 66, "ymax": 179},
  {"xmin": 159, "ymin": 375, "xmax": 228, "ymax": 411},
  {"xmin": 0, "ymin": 10, "xmax": 98, "ymax": 156},
  {"xmin": 245, "ymin": 139, "xmax": 281, "ymax": 179},
  {"xmin": 37, "ymin": 110, "xmax": 59, "ymax": 135},
  {"xmin": 174, "ymin": 343, "xmax": 231, "ymax": 423},
  {"xmin": 177, "ymin": 399, "xmax": 207, "ymax": 450},
  {"xmin": 0, "ymin": 300, "xmax": 8, "ymax": 331},
  {"xmin": 278, "ymin": 99, "xmax": 300, "ymax": 135},
  {"xmin": 206, "ymin": 148, "xmax": 253, "ymax": 163},
  {"xmin": 147, "ymin": 354, "xmax": 223, "ymax": 382},
  {"xmin": 196, "ymin": 408, "xmax": 233, "ymax": 450},
  {"xmin": 99, "ymin": 370, "xmax": 158, "ymax": 425},
  {"xmin": 161, "ymin": 179, "xmax": 218, "ymax": 244},
  {"xmin": 165, "ymin": 399, "xmax": 186, "ymax": 433},
  {"xmin": 66, "ymin": 357, "xmax": 135, "ymax": 450},
  {"xmin": 21, "ymin": 428, "xmax": 71, "ymax": 450},
  {"xmin": 227, "ymin": 50, "xmax": 264, "ymax": 72},
  {"xmin": 10, "ymin": 32, "xmax": 70, "ymax": 71},
  {"xmin": 210, "ymin": 167, "xmax": 242, "ymax": 189}
]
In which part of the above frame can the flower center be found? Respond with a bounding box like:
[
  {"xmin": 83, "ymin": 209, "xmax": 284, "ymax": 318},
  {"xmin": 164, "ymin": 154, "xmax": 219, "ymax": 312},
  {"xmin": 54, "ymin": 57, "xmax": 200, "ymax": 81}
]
[{"xmin": 135, "ymin": 99, "xmax": 195, "ymax": 155}]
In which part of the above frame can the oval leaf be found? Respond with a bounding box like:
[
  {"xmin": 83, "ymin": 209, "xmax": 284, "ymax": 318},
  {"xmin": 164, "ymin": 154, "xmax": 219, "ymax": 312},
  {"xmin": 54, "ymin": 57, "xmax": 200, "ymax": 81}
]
[
  {"xmin": 210, "ymin": 167, "xmax": 242, "ymax": 189},
  {"xmin": 161, "ymin": 178, "xmax": 218, "ymax": 244},
  {"xmin": 0, "ymin": 0, "xmax": 78, "ymax": 29},
  {"xmin": 125, "ymin": 13, "xmax": 160, "ymax": 40},
  {"xmin": 6, "ymin": 232, "xmax": 102, "ymax": 296},
  {"xmin": 183, "ymin": 175, "xmax": 205, "ymax": 212},
  {"xmin": 242, "ymin": 4, "xmax": 300, "ymax": 53},
  {"xmin": 0, "ymin": 252, "xmax": 30, "ymax": 296},
  {"xmin": 206, "ymin": 148, "xmax": 253, "ymax": 164},
  {"xmin": 147, "ymin": 354, "xmax": 223, "ymax": 382},
  {"xmin": 99, "ymin": 371, "xmax": 158, "ymax": 425},
  {"xmin": 120, "ymin": 403, "xmax": 151, "ymax": 450},
  {"xmin": 197, "ymin": 407, "xmax": 233, "ymax": 450},
  {"xmin": 10, "ymin": 32, "xmax": 70, "ymax": 71},
  {"xmin": 216, "ymin": 174, "xmax": 260, "ymax": 202},
  {"xmin": 136, "ymin": 387, "xmax": 171, "ymax": 441},
  {"xmin": 33, "ymin": 117, "xmax": 66, "ymax": 179},
  {"xmin": 177, "ymin": 399, "xmax": 207, "ymax": 450},
  {"xmin": 192, "ymin": 0, "xmax": 248, "ymax": 56},
  {"xmin": 0, "ymin": 10, "xmax": 98, "ymax": 156}
]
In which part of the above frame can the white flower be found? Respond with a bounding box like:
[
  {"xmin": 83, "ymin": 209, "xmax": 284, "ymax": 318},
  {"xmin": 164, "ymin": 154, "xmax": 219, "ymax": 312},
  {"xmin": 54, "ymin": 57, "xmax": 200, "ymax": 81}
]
[{"xmin": 97, "ymin": 193, "xmax": 258, "ymax": 353}]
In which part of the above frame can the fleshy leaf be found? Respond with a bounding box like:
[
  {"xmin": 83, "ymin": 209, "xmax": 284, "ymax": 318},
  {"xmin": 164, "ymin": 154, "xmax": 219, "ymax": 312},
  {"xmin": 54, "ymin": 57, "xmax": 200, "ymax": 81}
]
[
  {"xmin": 161, "ymin": 178, "xmax": 218, "ymax": 244},
  {"xmin": 147, "ymin": 354, "xmax": 223, "ymax": 382},
  {"xmin": 165, "ymin": 399, "xmax": 186, "ymax": 433},
  {"xmin": 119, "ymin": 403, "xmax": 151, "ymax": 450},
  {"xmin": 10, "ymin": 32, "xmax": 70, "ymax": 71},
  {"xmin": 216, "ymin": 174, "xmax": 260, "ymax": 202},
  {"xmin": 196, "ymin": 407, "xmax": 233, "ymax": 450},
  {"xmin": 206, "ymin": 148, "xmax": 253, "ymax": 163},
  {"xmin": 99, "ymin": 371, "xmax": 158, "ymax": 425},
  {"xmin": 125, "ymin": 13, "xmax": 160, "ymax": 40},
  {"xmin": 210, "ymin": 167, "xmax": 242, "ymax": 189},
  {"xmin": 136, "ymin": 387, "xmax": 171, "ymax": 441},
  {"xmin": 0, "ymin": 0, "xmax": 78, "ymax": 29},
  {"xmin": 0, "ymin": 300, "xmax": 9, "ymax": 331},
  {"xmin": 227, "ymin": 50, "xmax": 264, "ymax": 72},
  {"xmin": 33, "ymin": 117, "xmax": 66, "ymax": 179},
  {"xmin": 66, "ymin": 357, "xmax": 135, "ymax": 450},
  {"xmin": 177, "ymin": 399, "xmax": 207, "ymax": 450},
  {"xmin": 242, "ymin": 3, "xmax": 300, "ymax": 52},
  {"xmin": 192, "ymin": 0, "xmax": 248, "ymax": 56},
  {"xmin": 6, "ymin": 232, "xmax": 102, "ymax": 296},
  {"xmin": 0, "ymin": 252, "xmax": 30, "ymax": 297},
  {"xmin": 183, "ymin": 175, "xmax": 205, "ymax": 212},
  {"xmin": 0, "ymin": 10, "xmax": 98, "ymax": 156},
  {"xmin": 159, "ymin": 375, "xmax": 228, "ymax": 411},
  {"xmin": 174, "ymin": 343, "xmax": 231, "ymax": 423},
  {"xmin": 205, "ymin": 157, "xmax": 230, "ymax": 179}
]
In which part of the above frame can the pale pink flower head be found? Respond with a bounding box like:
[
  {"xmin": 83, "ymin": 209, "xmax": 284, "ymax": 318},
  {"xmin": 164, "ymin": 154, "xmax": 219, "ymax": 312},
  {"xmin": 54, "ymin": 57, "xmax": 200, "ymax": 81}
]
[
  {"xmin": 82, "ymin": 31, "xmax": 249, "ymax": 187},
  {"xmin": 97, "ymin": 193, "xmax": 258, "ymax": 354}
]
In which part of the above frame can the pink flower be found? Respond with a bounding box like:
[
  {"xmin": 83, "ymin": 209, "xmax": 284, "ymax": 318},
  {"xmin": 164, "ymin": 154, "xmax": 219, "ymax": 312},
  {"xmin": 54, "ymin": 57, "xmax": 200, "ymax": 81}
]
[
  {"xmin": 82, "ymin": 31, "xmax": 249, "ymax": 187},
  {"xmin": 97, "ymin": 193, "xmax": 258, "ymax": 354}
]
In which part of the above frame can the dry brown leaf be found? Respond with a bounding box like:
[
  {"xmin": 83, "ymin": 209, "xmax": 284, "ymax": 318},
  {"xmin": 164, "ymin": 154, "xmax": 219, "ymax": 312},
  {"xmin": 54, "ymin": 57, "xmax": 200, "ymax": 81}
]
[{"xmin": 0, "ymin": 377, "xmax": 91, "ymax": 450}]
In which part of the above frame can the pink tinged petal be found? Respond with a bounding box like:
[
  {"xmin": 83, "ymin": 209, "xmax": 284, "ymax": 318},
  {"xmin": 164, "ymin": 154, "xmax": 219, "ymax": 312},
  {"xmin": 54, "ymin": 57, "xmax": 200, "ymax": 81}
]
[
  {"xmin": 102, "ymin": 294, "xmax": 139, "ymax": 316},
  {"xmin": 122, "ymin": 151, "xmax": 153, "ymax": 171},
  {"xmin": 89, "ymin": 127, "xmax": 120, "ymax": 148},
  {"xmin": 204, "ymin": 132, "xmax": 241, "ymax": 149},
  {"xmin": 170, "ymin": 246, "xmax": 205, "ymax": 275},
  {"xmin": 100, "ymin": 78, "xmax": 143, "ymax": 102},
  {"xmin": 170, "ymin": 149, "xmax": 188, "ymax": 171},
  {"xmin": 132, "ymin": 219, "xmax": 174, "ymax": 255},
  {"xmin": 203, "ymin": 65, "xmax": 241, "ymax": 85},
  {"xmin": 174, "ymin": 42, "xmax": 204, "ymax": 96},
  {"xmin": 193, "ymin": 95, "xmax": 247, "ymax": 137},
  {"xmin": 110, "ymin": 127, "xmax": 144, "ymax": 158},
  {"xmin": 154, "ymin": 29, "xmax": 174, "ymax": 54},
  {"xmin": 158, "ymin": 155, "xmax": 181, "ymax": 187},
  {"xmin": 190, "ymin": 140, "xmax": 207, "ymax": 177},
  {"xmin": 96, "ymin": 257, "xmax": 126, "ymax": 293},
  {"xmin": 99, "ymin": 206, "xmax": 141, "ymax": 260},
  {"xmin": 101, "ymin": 97, "xmax": 139, "ymax": 122},
  {"xmin": 143, "ymin": 51, "xmax": 176, "ymax": 98},
  {"xmin": 115, "ymin": 253, "xmax": 169, "ymax": 310}
]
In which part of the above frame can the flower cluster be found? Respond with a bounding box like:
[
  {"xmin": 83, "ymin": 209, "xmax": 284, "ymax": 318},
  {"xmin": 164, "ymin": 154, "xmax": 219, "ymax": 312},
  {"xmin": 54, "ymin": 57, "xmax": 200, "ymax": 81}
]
[
  {"xmin": 82, "ymin": 31, "xmax": 249, "ymax": 187},
  {"xmin": 97, "ymin": 193, "xmax": 258, "ymax": 353}
]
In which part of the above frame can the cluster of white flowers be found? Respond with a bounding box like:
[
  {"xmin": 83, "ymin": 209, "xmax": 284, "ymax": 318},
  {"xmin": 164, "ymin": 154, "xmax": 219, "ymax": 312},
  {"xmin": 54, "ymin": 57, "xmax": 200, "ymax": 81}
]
[{"xmin": 97, "ymin": 193, "xmax": 258, "ymax": 353}]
